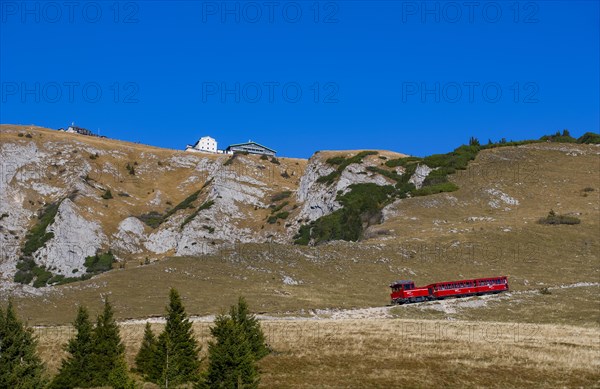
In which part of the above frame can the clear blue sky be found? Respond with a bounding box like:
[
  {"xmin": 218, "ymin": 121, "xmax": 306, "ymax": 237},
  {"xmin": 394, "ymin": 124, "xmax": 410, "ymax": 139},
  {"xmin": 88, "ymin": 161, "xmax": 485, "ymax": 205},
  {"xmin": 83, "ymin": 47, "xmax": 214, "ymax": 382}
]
[{"xmin": 1, "ymin": 1, "xmax": 598, "ymax": 158}]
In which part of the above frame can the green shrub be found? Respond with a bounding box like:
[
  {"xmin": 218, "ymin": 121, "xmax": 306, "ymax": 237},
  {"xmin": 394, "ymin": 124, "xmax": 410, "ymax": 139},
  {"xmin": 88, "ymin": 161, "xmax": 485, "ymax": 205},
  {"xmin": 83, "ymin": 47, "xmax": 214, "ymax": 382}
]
[
  {"xmin": 198, "ymin": 200, "xmax": 215, "ymax": 211},
  {"xmin": 48, "ymin": 274, "xmax": 65, "ymax": 284},
  {"xmin": 271, "ymin": 191, "xmax": 292, "ymax": 202},
  {"xmin": 412, "ymin": 182, "xmax": 459, "ymax": 196},
  {"xmin": 164, "ymin": 190, "xmax": 201, "ymax": 217},
  {"xmin": 317, "ymin": 151, "xmax": 378, "ymax": 185},
  {"xmin": 539, "ymin": 130, "xmax": 577, "ymax": 143},
  {"xmin": 268, "ymin": 211, "xmax": 290, "ymax": 224},
  {"xmin": 32, "ymin": 266, "xmax": 53, "ymax": 287},
  {"xmin": 260, "ymin": 154, "xmax": 269, "ymax": 160},
  {"xmin": 385, "ymin": 156, "xmax": 422, "ymax": 168},
  {"xmin": 137, "ymin": 211, "xmax": 163, "ymax": 228},
  {"xmin": 125, "ymin": 163, "xmax": 135, "ymax": 175},
  {"xmin": 101, "ymin": 189, "xmax": 113, "ymax": 200},
  {"xmin": 16, "ymin": 257, "xmax": 36, "ymax": 272},
  {"xmin": 22, "ymin": 201, "xmax": 61, "ymax": 257},
  {"xmin": 538, "ymin": 210, "xmax": 581, "ymax": 225},
  {"xmin": 14, "ymin": 270, "xmax": 34, "ymax": 284},
  {"xmin": 181, "ymin": 200, "xmax": 215, "ymax": 229},
  {"xmin": 395, "ymin": 182, "xmax": 416, "ymax": 198},
  {"xmin": 270, "ymin": 201, "xmax": 289, "ymax": 214},
  {"xmin": 223, "ymin": 155, "xmax": 236, "ymax": 166},
  {"xmin": 84, "ymin": 252, "xmax": 115, "ymax": 273},
  {"xmin": 203, "ymin": 225, "xmax": 215, "ymax": 233},
  {"xmin": 325, "ymin": 156, "xmax": 347, "ymax": 166},
  {"xmin": 366, "ymin": 166, "xmax": 403, "ymax": 183},
  {"xmin": 294, "ymin": 225, "xmax": 311, "ymax": 245},
  {"xmin": 270, "ymin": 157, "xmax": 280, "ymax": 165},
  {"xmin": 577, "ymin": 132, "xmax": 600, "ymax": 144}
]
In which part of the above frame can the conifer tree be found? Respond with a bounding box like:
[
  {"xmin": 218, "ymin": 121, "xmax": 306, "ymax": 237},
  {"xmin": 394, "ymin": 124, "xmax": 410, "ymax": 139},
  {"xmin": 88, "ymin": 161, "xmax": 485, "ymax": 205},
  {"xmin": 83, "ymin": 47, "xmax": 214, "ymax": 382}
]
[
  {"xmin": 202, "ymin": 314, "xmax": 259, "ymax": 388},
  {"xmin": 90, "ymin": 298, "xmax": 134, "ymax": 388},
  {"xmin": 229, "ymin": 297, "xmax": 269, "ymax": 360},
  {"xmin": 50, "ymin": 306, "xmax": 95, "ymax": 388},
  {"xmin": 0, "ymin": 305, "xmax": 5, "ymax": 341},
  {"xmin": 151, "ymin": 288, "xmax": 201, "ymax": 386},
  {"xmin": 0, "ymin": 301, "xmax": 46, "ymax": 388},
  {"xmin": 135, "ymin": 322, "xmax": 158, "ymax": 378}
]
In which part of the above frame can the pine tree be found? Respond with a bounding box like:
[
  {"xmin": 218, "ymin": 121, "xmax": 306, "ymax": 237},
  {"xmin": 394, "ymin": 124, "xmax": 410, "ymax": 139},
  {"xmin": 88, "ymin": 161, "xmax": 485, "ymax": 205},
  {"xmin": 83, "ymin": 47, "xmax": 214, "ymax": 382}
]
[
  {"xmin": 202, "ymin": 314, "xmax": 259, "ymax": 388},
  {"xmin": 89, "ymin": 298, "xmax": 133, "ymax": 388},
  {"xmin": 0, "ymin": 301, "xmax": 47, "ymax": 388},
  {"xmin": 50, "ymin": 306, "xmax": 95, "ymax": 388},
  {"xmin": 135, "ymin": 322, "xmax": 158, "ymax": 378},
  {"xmin": 469, "ymin": 136, "xmax": 480, "ymax": 146},
  {"xmin": 230, "ymin": 297, "xmax": 269, "ymax": 360},
  {"xmin": 0, "ymin": 304, "xmax": 5, "ymax": 341},
  {"xmin": 150, "ymin": 288, "xmax": 201, "ymax": 386}
]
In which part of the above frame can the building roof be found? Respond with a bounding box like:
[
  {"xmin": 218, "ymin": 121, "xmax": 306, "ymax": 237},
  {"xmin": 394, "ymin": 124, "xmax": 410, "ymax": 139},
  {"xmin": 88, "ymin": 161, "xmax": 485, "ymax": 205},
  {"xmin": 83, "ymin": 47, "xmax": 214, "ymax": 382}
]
[{"xmin": 226, "ymin": 141, "xmax": 276, "ymax": 153}]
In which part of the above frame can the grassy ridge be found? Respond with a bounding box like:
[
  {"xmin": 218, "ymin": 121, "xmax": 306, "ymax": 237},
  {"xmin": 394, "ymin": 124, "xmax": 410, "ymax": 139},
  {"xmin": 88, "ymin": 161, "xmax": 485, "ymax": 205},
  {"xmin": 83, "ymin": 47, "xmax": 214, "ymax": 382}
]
[{"xmin": 299, "ymin": 132, "xmax": 599, "ymax": 245}]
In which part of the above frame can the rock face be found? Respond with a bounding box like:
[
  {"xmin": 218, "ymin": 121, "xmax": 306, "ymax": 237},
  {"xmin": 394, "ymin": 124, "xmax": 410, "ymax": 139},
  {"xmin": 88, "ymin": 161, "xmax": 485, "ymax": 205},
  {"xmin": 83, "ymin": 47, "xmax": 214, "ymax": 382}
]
[
  {"xmin": 113, "ymin": 217, "xmax": 147, "ymax": 254},
  {"xmin": 34, "ymin": 199, "xmax": 106, "ymax": 276},
  {"xmin": 409, "ymin": 164, "xmax": 434, "ymax": 189},
  {"xmin": 295, "ymin": 153, "xmax": 394, "ymax": 223},
  {"xmin": 296, "ymin": 158, "xmax": 338, "ymax": 221},
  {"xmin": 0, "ymin": 126, "xmax": 416, "ymax": 287}
]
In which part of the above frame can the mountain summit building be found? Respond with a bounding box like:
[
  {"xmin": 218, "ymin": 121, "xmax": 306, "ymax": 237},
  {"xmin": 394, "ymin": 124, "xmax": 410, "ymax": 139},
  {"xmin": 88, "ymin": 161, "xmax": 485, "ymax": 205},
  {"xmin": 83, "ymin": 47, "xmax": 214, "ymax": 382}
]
[
  {"xmin": 186, "ymin": 136, "xmax": 218, "ymax": 153},
  {"xmin": 185, "ymin": 137, "xmax": 276, "ymax": 156},
  {"xmin": 225, "ymin": 141, "xmax": 276, "ymax": 156}
]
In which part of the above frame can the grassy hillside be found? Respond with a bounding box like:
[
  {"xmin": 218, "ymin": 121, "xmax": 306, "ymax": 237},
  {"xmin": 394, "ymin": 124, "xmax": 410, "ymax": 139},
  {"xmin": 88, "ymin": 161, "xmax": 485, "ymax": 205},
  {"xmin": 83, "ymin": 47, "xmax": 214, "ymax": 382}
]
[
  {"xmin": 2, "ymin": 128, "xmax": 598, "ymax": 327},
  {"xmin": 2, "ymin": 125, "xmax": 598, "ymax": 388}
]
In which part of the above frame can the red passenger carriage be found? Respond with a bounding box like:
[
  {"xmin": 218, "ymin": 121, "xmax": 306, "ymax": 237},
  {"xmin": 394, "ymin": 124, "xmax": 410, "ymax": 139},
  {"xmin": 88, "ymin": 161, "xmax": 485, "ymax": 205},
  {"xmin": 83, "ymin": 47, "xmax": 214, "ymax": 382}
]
[{"xmin": 390, "ymin": 276, "xmax": 508, "ymax": 304}]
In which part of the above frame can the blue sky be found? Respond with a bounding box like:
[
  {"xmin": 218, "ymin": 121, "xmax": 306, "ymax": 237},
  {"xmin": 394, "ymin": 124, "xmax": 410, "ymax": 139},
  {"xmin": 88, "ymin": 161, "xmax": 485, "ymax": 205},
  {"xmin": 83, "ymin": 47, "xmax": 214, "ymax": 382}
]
[{"xmin": 1, "ymin": 1, "xmax": 598, "ymax": 158}]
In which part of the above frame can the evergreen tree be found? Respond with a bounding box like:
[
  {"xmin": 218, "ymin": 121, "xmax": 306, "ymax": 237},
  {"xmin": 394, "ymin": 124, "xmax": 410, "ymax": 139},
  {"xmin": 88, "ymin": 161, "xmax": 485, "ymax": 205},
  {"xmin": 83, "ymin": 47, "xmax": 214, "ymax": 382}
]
[
  {"xmin": 0, "ymin": 301, "xmax": 46, "ymax": 388},
  {"xmin": 50, "ymin": 306, "xmax": 95, "ymax": 388},
  {"xmin": 150, "ymin": 288, "xmax": 201, "ymax": 386},
  {"xmin": 468, "ymin": 136, "xmax": 480, "ymax": 146},
  {"xmin": 0, "ymin": 305, "xmax": 5, "ymax": 341},
  {"xmin": 89, "ymin": 298, "xmax": 133, "ymax": 388},
  {"xmin": 202, "ymin": 314, "xmax": 259, "ymax": 388},
  {"xmin": 229, "ymin": 297, "xmax": 269, "ymax": 360},
  {"xmin": 135, "ymin": 322, "xmax": 158, "ymax": 378}
]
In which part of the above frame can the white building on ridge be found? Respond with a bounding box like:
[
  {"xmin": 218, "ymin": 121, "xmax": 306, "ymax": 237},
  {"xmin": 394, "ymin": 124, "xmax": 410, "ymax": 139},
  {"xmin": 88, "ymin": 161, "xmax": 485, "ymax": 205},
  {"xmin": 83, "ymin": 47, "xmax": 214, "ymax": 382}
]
[{"xmin": 186, "ymin": 136, "xmax": 218, "ymax": 153}]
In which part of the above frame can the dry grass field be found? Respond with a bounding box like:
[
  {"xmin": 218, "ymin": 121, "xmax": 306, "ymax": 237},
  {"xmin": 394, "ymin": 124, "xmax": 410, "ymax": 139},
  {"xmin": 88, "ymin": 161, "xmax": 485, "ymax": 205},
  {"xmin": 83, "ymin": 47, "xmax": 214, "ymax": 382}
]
[
  {"xmin": 33, "ymin": 318, "xmax": 600, "ymax": 388},
  {"xmin": 8, "ymin": 241, "xmax": 599, "ymax": 327}
]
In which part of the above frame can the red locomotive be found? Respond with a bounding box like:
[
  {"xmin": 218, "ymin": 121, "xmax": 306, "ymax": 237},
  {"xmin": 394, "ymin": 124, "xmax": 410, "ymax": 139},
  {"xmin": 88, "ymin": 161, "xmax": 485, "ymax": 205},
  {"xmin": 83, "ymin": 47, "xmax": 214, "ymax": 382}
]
[{"xmin": 390, "ymin": 276, "xmax": 508, "ymax": 304}]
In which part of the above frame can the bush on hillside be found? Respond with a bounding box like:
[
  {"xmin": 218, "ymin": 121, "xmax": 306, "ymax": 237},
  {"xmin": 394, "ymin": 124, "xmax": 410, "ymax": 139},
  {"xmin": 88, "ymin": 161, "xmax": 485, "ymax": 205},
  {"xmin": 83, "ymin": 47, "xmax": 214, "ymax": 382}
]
[{"xmin": 538, "ymin": 210, "xmax": 581, "ymax": 225}]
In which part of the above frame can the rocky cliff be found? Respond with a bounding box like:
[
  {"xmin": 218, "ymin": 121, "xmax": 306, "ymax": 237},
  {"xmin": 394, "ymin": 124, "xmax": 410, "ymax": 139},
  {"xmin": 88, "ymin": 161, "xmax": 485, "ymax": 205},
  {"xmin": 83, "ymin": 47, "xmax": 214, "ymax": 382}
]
[{"xmin": 0, "ymin": 125, "xmax": 416, "ymax": 288}]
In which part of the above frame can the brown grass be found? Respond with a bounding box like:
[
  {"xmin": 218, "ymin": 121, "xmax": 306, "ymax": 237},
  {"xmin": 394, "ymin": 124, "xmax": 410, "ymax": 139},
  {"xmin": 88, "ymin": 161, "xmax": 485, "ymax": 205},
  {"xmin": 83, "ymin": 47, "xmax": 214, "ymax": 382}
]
[{"xmin": 33, "ymin": 318, "xmax": 600, "ymax": 388}]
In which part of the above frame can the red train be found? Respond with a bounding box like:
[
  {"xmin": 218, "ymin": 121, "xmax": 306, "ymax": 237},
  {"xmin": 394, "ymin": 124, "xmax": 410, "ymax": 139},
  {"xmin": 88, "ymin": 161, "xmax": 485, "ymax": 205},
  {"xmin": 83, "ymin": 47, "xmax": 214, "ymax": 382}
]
[{"xmin": 390, "ymin": 276, "xmax": 508, "ymax": 304}]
